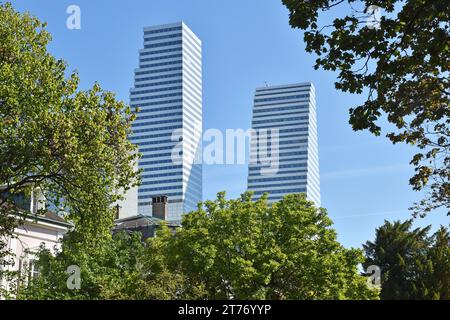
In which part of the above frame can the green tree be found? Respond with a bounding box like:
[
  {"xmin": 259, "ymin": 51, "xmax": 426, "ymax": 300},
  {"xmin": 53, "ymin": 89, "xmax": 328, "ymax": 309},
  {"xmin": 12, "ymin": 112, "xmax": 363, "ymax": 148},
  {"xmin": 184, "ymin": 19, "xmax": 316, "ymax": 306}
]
[
  {"xmin": 20, "ymin": 193, "xmax": 378, "ymax": 300},
  {"xmin": 138, "ymin": 225, "xmax": 207, "ymax": 299},
  {"xmin": 425, "ymin": 226, "xmax": 450, "ymax": 299},
  {"xmin": 281, "ymin": 0, "xmax": 450, "ymax": 217},
  {"xmin": 18, "ymin": 232, "xmax": 147, "ymax": 300},
  {"xmin": 19, "ymin": 228, "xmax": 206, "ymax": 300},
  {"xmin": 363, "ymin": 220, "xmax": 450, "ymax": 299},
  {"xmin": 0, "ymin": 1, "xmax": 140, "ymax": 262},
  {"xmin": 166, "ymin": 192, "xmax": 378, "ymax": 300}
]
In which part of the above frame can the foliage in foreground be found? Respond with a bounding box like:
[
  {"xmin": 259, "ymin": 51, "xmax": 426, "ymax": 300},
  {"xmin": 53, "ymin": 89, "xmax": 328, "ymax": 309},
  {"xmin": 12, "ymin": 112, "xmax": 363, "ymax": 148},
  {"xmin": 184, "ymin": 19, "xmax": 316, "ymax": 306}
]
[
  {"xmin": 18, "ymin": 193, "xmax": 379, "ymax": 300},
  {"xmin": 0, "ymin": 1, "xmax": 140, "ymax": 266},
  {"xmin": 364, "ymin": 220, "xmax": 450, "ymax": 300},
  {"xmin": 282, "ymin": 0, "xmax": 450, "ymax": 216}
]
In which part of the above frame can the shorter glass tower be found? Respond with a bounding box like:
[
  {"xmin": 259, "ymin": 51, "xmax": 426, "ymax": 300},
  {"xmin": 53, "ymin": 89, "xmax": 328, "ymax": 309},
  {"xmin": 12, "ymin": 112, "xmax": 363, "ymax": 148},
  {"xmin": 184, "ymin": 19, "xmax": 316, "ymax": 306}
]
[{"xmin": 247, "ymin": 82, "xmax": 320, "ymax": 206}]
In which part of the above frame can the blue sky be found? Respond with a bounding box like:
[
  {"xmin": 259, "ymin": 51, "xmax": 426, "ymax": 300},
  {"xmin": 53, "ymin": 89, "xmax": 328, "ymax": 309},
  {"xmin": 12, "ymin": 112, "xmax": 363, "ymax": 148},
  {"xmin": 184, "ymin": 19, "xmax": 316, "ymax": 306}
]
[{"xmin": 11, "ymin": 0, "xmax": 447, "ymax": 248}]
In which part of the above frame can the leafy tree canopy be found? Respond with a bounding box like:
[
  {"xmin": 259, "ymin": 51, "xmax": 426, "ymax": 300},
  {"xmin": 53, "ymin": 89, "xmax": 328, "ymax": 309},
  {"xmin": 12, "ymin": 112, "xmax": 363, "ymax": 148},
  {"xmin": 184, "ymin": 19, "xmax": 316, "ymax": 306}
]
[
  {"xmin": 20, "ymin": 193, "xmax": 379, "ymax": 300},
  {"xmin": 364, "ymin": 219, "xmax": 449, "ymax": 299},
  {"xmin": 282, "ymin": 0, "xmax": 450, "ymax": 217},
  {"xmin": 161, "ymin": 192, "xmax": 378, "ymax": 300},
  {"xmin": 0, "ymin": 1, "xmax": 140, "ymax": 257}
]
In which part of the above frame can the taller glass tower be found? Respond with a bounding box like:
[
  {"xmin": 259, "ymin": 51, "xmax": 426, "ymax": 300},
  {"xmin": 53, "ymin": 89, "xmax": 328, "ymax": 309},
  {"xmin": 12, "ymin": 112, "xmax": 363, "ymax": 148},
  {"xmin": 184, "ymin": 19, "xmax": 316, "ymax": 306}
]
[
  {"xmin": 129, "ymin": 22, "xmax": 202, "ymax": 221},
  {"xmin": 247, "ymin": 82, "xmax": 320, "ymax": 206}
]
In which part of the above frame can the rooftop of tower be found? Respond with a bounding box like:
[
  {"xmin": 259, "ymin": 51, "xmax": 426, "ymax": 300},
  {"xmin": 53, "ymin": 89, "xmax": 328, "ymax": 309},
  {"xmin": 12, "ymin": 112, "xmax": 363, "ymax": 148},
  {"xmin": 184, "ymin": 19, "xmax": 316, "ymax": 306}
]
[{"xmin": 255, "ymin": 82, "xmax": 314, "ymax": 92}]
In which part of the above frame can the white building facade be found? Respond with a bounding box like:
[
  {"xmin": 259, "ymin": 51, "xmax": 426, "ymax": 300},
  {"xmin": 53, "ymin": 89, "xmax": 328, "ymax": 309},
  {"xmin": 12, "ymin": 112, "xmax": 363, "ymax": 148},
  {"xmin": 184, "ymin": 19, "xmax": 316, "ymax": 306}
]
[
  {"xmin": 129, "ymin": 22, "xmax": 203, "ymax": 221},
  {"xmin": 0, "ymin": 191, "xmax": 70, "ymax": 297},
  {"xmin": 247, "ymin": 82, "xmax": 320, "ymax": 206}
]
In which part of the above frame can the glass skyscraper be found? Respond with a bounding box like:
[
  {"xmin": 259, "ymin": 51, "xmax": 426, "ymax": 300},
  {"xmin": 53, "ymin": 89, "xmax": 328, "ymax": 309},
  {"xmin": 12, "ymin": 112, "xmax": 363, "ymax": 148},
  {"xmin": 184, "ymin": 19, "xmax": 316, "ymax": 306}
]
[
  {"xmin": 247, "ymin": 82, "xmax": 320, "ymax": 206},
  {"xmin": 129, "ymin": 22, "xmax": 202, "ymax": 221}
]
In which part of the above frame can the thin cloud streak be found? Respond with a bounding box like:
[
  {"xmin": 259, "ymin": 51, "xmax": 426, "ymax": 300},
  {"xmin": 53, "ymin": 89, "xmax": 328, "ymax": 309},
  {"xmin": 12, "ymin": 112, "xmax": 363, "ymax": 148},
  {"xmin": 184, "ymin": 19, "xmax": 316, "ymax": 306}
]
[
  {"xmin": 332, "ymin": 210, "xmax": 411, "ymax": 220},
  {"xmin": 321, "ymin": 163, "xmax": 411, "ymax": 181}
]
